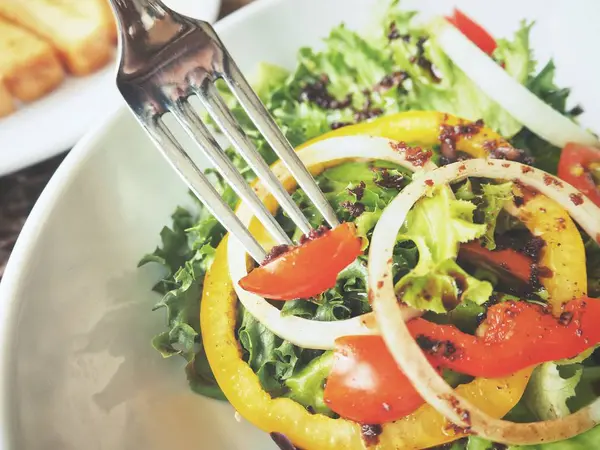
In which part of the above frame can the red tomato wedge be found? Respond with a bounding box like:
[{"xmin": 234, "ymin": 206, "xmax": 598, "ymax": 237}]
[
  {"xmin": 238, "ymin": 223, "xmax": 362, "ymax": 300},
  {"xmin": 558, "ymin": 142, "xmax": 600, "ymax": 208},
  {"xmin": 446, "ymin": 9, "xmax": 497, "ymax": 56},
  {"xmin": 323, "ymin": 335, "xmax": 437, "ymax": 424},
  {"xmin": 458, "ymin": 241, "xmax": 533, "ymax": 284},
  {"xmin": 324, "ymin": 298, "xmax": 600, "ymax": 424}
]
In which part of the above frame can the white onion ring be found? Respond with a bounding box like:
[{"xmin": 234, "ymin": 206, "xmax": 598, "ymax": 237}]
[
  {"xmin": 431, "ymin": 18, "xmax": 599, "ymax": 148},
  {"xmin": 228, "ymin": 135, "xmax": 435, "ymax": 350},
  {"xmin": 369, "ymin": 158, "xmax": 600, "ymax": 444}
]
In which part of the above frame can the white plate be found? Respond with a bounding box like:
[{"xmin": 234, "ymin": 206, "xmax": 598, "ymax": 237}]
[
  {"xmin": 1, "ymin": 0, "xmax": 599, "ymax": 449},
  {"xmin": 0, "ymin": 0, "xmax": 222, "ymax": 177}
]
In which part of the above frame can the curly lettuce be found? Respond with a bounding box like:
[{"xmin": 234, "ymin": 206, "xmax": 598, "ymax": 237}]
[{"xmin": 395, "ymin": 186, "xmax": 492, "ymax": 313}]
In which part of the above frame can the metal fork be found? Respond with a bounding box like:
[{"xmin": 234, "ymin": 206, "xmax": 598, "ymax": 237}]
[{"xmin": 108, "ymin": 0, "xmax": 339, "ymax": 262}]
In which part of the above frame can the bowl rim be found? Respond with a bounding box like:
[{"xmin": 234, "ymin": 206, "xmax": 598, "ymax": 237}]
[{"xmin": 0, "ymin": 0, "xmax": 286, "ymax": 446}]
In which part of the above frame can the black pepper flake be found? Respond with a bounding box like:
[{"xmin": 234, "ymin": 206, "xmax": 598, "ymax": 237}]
[
  {"xmin": 262, "ymin": 244, "xmax": 290, "ymax": 265},
  {"xmin": 374, "ymin": 71, "xmax": 408, "ymax": 92},
  {"xmin": 387, "ymin": 22, "xmax": 400, "ymax": 40},
  {"xmin": 570, "ymin": 193, "xmax": 584, "ymax": 205},
  {"xmin": 559, "ymin": 311, "xmax": 573, "ymax": 326},
  {"xmin": 523, "ymin": 236, "xmax": 546, "ymax": 261},
  {"xmin": 361, "ymin": 424, "xmax": 383, "ymax": 446},
  {"xmin": 416, "ymin": 335, "xmax": 458, "ymax": 360},
  {"xmin": 299, "ymin": 225, "xmax": 329, "ymax": 244},
  {"xmin": 414, "ymin": 37, "xmax": 441, "ymax": 82},
  {"xmin": 484, "ymin": 140, "xmax": 535, "ymax": 165},
  {"xmin": 299, "ymin": 79, "xmax": 352, "ymax": 110},
  {"xmin": 373, "ymin": 168, "xmax": 405, "ymax": 190},
  {"xmin": 513, "ymin": 196, "xmax": 524, "ymax": 207},
  {"xmin": 348, "ymin": 181, "xmax": 366, "ymax": 201},
  {"xmin": 438, "ymin": 120, "xmax": 485, "ymax": 163},
  {"xmin": 341, "ymin": 201, "xmax": 366, "ymax": 218}
]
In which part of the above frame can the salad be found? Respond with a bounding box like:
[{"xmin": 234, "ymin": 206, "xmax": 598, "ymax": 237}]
[{"xmin": 140, "ymin": 2, "xmax": 600, "ymax": 449}]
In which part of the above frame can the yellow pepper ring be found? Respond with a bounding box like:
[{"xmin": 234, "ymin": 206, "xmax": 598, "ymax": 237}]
[{"xmin": 201, "ymin": 112, "xmax": 587, "ymax": 449}]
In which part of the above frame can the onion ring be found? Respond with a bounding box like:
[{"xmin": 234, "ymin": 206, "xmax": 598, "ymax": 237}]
[
  {"xmin": 369, "ymin": 158, "xmax": 600, "ymax": 444},
  {"xmin": 431, "ymin": 18, "xmax": 599, "ymax": 148},
  {"xmin": 228, "ymin": 135, "xmax": 435, "ymax": 350}
]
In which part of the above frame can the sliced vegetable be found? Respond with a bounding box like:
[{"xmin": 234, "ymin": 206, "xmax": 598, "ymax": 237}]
[
  {"xmin": 324, "ymin": 335, "xmax": 433, "ymax": 424},
  {"xmin": 368, "ymin": 158, "xmax": 600, "ymax": 445},
  {"xmin": 558, "ymin": 143, "xmax": 600, "ymax": 208},
  {"xmin": 412, "ymin": 298, "xmax": 600, "ymax": 378},
  {"xmin": 430, "ymin": 18, "xmax": 599, "ymax": 149},
  {"xmin": 446, "ymin": 9, "xmax": 497, "ymax": 56},
  {"xmin": 239, "ymin": 223, "xmax": 362, "ymax": 301},
  {"xmin": 458, "ymin": 241, "xmax": 532, "ymax": 284}
]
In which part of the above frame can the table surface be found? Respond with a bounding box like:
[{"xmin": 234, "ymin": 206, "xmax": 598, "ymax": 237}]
[{"xmin": 0, "ymin": 0, "xmax": 251, "ymax": 281}]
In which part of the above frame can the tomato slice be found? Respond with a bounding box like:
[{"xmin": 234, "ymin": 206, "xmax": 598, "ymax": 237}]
[
  {"xmin": 323, "ymin": 335, "xmax": 436, "ymax": 424},
  {"xmin": 458, "ymin": 241, "xmax": 533, "ymax": 284},
  {"xmin": 325, "ymin": 298, "xmax": 600, "ymax": 424},
  {"xmin": 238, "ymin": 223, "xmax": 362, "ymax": 300},
  {"xmin": 558, "ymin": 142, "xmax": 600, "ymax": 208},
  {"xmin": 446, "ymin": 9, "xmax": 497, "ymax": 56}
]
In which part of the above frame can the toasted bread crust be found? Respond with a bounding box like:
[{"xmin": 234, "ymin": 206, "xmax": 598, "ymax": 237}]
[
  {"xmin": 0, "ymin": 18, "xmax": 64, "ymax": 102},
  {"xmin": 0, "ymin": 0, "xmax": 114, "ymax": 76}
]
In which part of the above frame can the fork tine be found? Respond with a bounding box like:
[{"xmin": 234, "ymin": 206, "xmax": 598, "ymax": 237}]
[
  {"xmin": 150, "ymin": 117, "xmax": 267, "ymax": 262},
  {"xmin": 195, "ymin": 81, "xmax": 314, "ymax": 236},
  {"xmin": 169, "ymin": 99, "xmax": 293, "ymax": 246},
  {"xmin": 222, "ymin": 61, "xmax": 341, "ymax": 229}
]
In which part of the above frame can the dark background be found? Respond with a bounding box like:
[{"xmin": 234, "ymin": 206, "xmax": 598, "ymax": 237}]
[{"xmin": 0, "ymin": 0, "xmax": 250, "ymax": 280}]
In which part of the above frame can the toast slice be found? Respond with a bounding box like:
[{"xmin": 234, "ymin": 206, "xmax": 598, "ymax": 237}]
[
  {"xmin": 0, "ymin": 17, "xmax": 64, "ymax": 103},
  {"xmin": 73, "ymin": 0, "xmax": 118, "ymax": 44},
  {"xmin": 98, "ymin": 0, "xmax": 118, "ymax": 43},
  {"xmin": 0, "ymin": 0, "xmax": 114, "ymax": 76},
  {"xmin": 0, "ymin": 78, "xmax": 14, "ymax": 118}
]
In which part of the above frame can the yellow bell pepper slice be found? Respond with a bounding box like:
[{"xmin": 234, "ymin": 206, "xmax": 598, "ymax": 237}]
[{"xmin": 201, "ymin": 111, "xmax": 587, "ymax": 449}]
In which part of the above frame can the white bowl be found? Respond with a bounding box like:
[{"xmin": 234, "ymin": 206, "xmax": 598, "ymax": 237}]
[{"xmin": 1, "ymin": 0, "xmax": 600, "ymax": 448}]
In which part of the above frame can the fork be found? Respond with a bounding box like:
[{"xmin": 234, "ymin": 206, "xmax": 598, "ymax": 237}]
[{"xmin": 108, "ymin": 0, "xmax": 340, "ymax": 262}]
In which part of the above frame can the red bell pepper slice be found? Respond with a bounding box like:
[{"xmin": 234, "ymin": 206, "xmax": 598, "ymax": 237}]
[
  {"xmin": 458, "ymin": 241, "xmax": 533, "ymax": 284},
  {"xmin": 446, "ymin": 8, "xmax": 497, "ymax": 56},
  {"xmin": 238, "ymin": 223, "xmax": 362, "ymax": 300}
]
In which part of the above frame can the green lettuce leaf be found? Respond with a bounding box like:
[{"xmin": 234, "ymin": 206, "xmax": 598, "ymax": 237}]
[
  {"xmin": 285, "ymin": 351, "xmax": 335, "ymax": 416},
  {"xmin": 237, "ymin": 307, "xmax": 303, "ymax": 396},
  {"xmin": 140, "ymin": 206, "xmax": 227, "ymax": 400},
  {"xmin": 395, "ymin": 186, "xmax": 492, "ymax": 313},
  {"xmin": 416, "ymin": 20, "xmax": 533, "ymax": 138},
  {"xmin": 524, "ymin": 362, "xmax": 582, "ymax": 421},
  {"xmin": 455, "ymin": 180, "xmax": 514, "ymax": 250}
]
